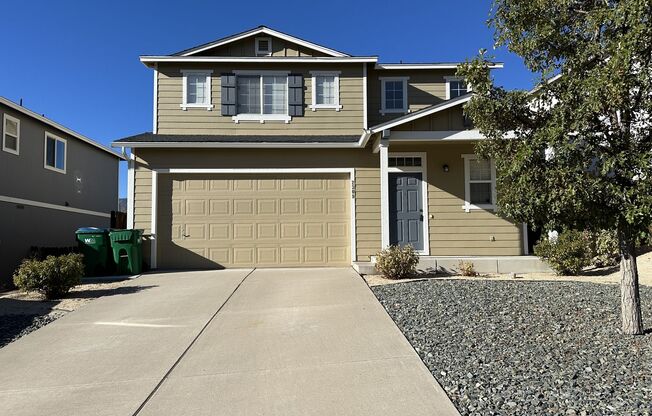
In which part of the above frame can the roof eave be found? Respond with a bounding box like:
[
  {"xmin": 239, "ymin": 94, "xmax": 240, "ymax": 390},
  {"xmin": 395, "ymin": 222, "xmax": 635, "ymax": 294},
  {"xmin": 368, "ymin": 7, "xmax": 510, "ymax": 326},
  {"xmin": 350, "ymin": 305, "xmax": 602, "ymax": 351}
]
[
  {"xmin": 173, "ymin": 26, "xmax": 351, "ymax": 58},
  {"xmin": 369, "ymin": 94, "xmax": 474, "ymax": 133},
  {"xmin": 111, "ymin": 141, "xmax": 362, "ymax": 149},
  {"xmin": 140, "ymin": 56, "xmax": 378, "ymax": 66},
  {"xmin": 375, "ymin": 63, "xmax": 504, "ymax": 70},
  {"xmin": 0, "ymin": 97, "xmax": 125, "ymax": 160}
]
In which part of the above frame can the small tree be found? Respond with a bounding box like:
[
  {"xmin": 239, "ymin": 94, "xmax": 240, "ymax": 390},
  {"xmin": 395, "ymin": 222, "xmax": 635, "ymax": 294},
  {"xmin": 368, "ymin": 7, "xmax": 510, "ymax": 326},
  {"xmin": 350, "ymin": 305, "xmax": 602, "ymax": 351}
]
[{"xmin": 459, "ymin": 0, "xmax": 651, "ymax": 335}]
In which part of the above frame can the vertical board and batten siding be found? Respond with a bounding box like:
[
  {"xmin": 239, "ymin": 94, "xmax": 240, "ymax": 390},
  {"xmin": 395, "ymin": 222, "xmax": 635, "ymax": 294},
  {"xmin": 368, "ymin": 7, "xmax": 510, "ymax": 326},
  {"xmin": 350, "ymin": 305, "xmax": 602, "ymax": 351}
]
[
  {"xmin": 367, "ymin": 68, "xmax": 457, "ymax": 126},
  {"xmin": 156, "ymin": 63, "xmax": 364, "ymax": 135},
  {"xmin": 192, "ymin": 36, "xmax": 328, "ymax": 57},
  {"xmin": 390, "ymin": 142, "xmax": 523, "ymax": 256},
  {"xmin": 132, "ymin": 148, "xmax": 381, "ymax": 267}
]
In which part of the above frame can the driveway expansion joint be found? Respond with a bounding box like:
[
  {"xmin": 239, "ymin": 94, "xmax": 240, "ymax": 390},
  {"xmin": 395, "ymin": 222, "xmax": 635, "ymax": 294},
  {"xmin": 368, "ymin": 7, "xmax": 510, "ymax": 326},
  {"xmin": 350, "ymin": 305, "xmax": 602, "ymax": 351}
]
[{"xmin": 131, "ymin": 268, "xmax": 255, "ymax": 416}]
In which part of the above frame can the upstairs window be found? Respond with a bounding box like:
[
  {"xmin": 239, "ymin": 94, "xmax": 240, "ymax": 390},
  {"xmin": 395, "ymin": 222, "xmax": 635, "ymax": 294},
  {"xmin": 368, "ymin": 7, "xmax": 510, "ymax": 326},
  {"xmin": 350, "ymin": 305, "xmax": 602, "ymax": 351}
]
[
  {"xmin": 181, "ymin": 70, "xmax": 213, "ymax": 110},
  {"xmin": 380, "ymin": 77, "xmax": 408, "ymax": 114},
  {"xmin": 3, "ymin": 114, "xmax": 20, "ymax": 155},
  {"xmin": 463, "ymin": 154, "xmax": 495, "ymax": 212},
  {"xmin": 255, "ymin": 37, "xmax": 272, "ymax": 56},
  {"xmin": 44, "ymin": 133, "xmax": 66, "ymax": 173},
  {"xmin": 310, "ymin": 72, "xmax": 341, "ymax": 111},
  {"xmin": 236, "ymin": 74, "xmax": 288, "ymax": 117},
  {"xmin": 446, "ymin": 77, "xmax": 468, "ymax": 99}
]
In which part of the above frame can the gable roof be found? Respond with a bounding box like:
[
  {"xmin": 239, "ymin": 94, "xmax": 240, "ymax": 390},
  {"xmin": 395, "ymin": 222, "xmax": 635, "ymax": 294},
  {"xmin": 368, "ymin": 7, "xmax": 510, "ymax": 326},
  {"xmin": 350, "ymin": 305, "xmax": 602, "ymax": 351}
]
[
  {"xmin": 173, "ymin": 26, "xmax": 351, "ymax": 58},
  {"xmin": 368, "ymin": 93, "xmax": 474, "ymax": 133},
  {"xmin": 0, "ymin": 97, "xmax": 125, "ymax": 160}
]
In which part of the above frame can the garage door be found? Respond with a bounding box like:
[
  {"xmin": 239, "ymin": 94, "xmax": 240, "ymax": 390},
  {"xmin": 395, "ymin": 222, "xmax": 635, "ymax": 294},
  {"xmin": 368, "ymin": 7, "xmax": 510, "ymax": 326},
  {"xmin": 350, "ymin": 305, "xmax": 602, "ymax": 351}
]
[{"xmin": 157, "ymin": 173, "xmax": 351, "ymax": 269}]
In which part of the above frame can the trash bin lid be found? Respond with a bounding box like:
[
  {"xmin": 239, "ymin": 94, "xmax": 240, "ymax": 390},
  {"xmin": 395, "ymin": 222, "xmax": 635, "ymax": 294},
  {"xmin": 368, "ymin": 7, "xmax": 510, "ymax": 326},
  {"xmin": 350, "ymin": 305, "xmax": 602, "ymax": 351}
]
[{"xmin": 76, "ymin": 227, "xmax": 107, "ymax": 234}]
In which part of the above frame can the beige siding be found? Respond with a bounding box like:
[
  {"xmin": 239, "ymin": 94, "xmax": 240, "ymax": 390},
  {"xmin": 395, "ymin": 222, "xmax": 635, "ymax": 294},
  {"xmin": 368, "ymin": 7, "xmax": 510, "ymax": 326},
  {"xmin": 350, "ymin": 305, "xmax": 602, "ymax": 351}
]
[
  {"xmin": 156, "ymin": 63, "xmax": 364, "ymax": 135},
  {"xmin": 393, "ymin": 107, "xmax": 466, "ymax": 131},
  {"xmin": 133, "ymin": 148, "xmax": 379, "ymax": 266},
  {"xmin": 132, "ymin": 142, "xmax": 521, "ymax": 268},
  {"xmin": 355, "ymin": 167, "xmax": 381, "ymax": 261},
  {"xmin": 390, "ymin": 142, "xmax": 523, "ymax": 256},
  {"xmin": 194, "ymin": 36, "xmax": 327, "ymax": 57},
  {"xmin": 367, "ymin": 68, "xmax": 457, "ymax": 126}
]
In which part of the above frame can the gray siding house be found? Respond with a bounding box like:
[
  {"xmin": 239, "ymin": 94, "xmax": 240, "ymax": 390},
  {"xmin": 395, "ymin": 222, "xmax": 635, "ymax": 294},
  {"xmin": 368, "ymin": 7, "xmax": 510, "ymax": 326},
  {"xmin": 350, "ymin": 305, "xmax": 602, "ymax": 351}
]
[{"xmin": 0, "ymin": 97, "xmax": 124, "ymax": 288}]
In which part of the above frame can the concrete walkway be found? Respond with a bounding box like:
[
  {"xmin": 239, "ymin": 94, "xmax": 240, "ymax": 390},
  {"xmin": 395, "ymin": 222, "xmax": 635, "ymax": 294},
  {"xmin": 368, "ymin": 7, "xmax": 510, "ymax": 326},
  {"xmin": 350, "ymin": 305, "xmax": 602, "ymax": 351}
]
[{"xmin": 0, "ymin": 268, "xmax": 459, "ymax": 416}]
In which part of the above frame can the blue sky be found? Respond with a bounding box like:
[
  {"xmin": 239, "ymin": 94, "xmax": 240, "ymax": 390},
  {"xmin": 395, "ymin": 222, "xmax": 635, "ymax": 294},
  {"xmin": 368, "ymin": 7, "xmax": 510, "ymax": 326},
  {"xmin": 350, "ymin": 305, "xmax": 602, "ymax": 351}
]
[{"xmin": 1, "ymin": 0, "xmax": 537, "ymax": 198}]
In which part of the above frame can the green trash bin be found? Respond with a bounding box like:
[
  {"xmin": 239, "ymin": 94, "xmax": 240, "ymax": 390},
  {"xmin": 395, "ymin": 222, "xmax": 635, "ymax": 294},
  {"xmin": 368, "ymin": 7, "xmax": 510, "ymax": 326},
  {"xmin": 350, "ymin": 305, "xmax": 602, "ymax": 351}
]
[
  {"xmin": 109, "ymin": 229, "xmax": 143, "ymax": 275},
  {"xmin": 76, "ymin": 227, "xmax": 112, "ymax": 276}
]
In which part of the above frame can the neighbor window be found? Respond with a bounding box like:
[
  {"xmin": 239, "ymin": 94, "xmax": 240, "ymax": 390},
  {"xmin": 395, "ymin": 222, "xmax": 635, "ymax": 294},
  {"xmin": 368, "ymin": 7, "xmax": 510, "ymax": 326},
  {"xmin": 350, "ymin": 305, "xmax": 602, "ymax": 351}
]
[
  {"xmin": 3, "ymin": 114, "xmax": 20, "ymax": 155},
  {"xmin": 463, "ymin": 155, "xmax": 495, "ymax": 212},
  {"xmin": 44, "ymin": 133, "xmax": 66, "ymax": 173},
  {"xmin": 236, "ymin": 75, "xmax": 287, "ymax": 115},
  {"xmin": 310, "ymin": 72, "xmax": 341, "ymax": 111},
  {"xmin": 181, "ymin": 70, "xmax": 213, "ymax": 110},
  {"xmin": 446, "ymin": 77, "xmax": 468, "ymax": 99},
  {"xmin": 380, "ymin": 77, "xmax": 408, "ymax": 114}
]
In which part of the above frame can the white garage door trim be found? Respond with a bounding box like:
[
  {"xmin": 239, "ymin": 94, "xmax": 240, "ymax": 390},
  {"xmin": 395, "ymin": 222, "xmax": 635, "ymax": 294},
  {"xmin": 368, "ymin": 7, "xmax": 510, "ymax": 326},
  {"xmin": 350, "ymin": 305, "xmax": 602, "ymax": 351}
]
[{"xmin": 149, "ymin": 168, "xmax": 356, "ymax": 269}]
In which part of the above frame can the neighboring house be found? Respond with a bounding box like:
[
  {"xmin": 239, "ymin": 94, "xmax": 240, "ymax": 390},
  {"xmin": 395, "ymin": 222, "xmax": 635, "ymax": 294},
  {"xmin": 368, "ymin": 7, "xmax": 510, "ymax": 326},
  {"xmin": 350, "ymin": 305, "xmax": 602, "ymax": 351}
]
[
  {"xmin": 113, "ymin": 26, "xmax": 546, "ymax": 273},
  {"xmin": 0, "ymin": 97, "xmax": 124, "ymax": 288}
]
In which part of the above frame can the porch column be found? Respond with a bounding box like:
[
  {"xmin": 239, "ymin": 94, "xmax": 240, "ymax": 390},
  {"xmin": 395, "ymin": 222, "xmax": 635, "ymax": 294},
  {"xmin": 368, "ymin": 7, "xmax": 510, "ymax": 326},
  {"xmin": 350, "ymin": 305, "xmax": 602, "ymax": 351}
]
[
  {"xmin": 150, "ymin": 170, "xmax": 158, "ymax": 269},
  {"xmin": 379, "ymin": 139, "xmax": 390, "ymax": 249}
]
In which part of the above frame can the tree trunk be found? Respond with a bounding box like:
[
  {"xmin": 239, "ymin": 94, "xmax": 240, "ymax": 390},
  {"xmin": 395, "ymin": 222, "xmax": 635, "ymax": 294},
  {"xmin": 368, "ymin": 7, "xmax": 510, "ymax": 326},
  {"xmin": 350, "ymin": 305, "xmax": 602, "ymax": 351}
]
[{"xmin": 618, "ymin": 232, "xmax": 644, "ymax": 335}]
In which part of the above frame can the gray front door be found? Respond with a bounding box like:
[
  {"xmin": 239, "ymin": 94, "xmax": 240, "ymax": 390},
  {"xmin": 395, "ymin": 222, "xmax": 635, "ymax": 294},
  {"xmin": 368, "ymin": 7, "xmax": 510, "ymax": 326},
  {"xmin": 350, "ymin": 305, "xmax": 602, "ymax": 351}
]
[{"xmin": 389, "ymin": 172, "xmax": 424, "ymax": 250}]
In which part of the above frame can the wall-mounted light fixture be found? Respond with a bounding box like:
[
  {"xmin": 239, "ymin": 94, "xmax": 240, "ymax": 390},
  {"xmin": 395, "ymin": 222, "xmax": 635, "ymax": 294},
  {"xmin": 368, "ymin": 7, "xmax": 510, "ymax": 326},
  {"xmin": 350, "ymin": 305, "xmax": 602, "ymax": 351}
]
[{"xmin": 442, "ymin": 164, "xmax": 450, "ymax": 172}]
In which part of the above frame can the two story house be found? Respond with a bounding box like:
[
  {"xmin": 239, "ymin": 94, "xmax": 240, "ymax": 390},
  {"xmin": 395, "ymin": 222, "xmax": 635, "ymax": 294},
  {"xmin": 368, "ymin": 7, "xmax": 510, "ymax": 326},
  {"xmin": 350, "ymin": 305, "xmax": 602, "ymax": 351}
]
[
  {"xmin": 1, "ymin": 97, "xmax": 124, "ymax": 288},
  {"xmin": 113, "ymin": 26, "xmax": 546, "ymax": 273}
]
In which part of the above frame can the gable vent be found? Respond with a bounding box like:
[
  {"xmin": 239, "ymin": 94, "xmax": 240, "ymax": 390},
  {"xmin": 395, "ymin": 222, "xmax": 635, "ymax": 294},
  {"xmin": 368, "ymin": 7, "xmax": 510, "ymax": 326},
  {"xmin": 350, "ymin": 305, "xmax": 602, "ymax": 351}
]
[{"xmin": 255, "ymin": 37, "xmax": 272, "ymax": 56}]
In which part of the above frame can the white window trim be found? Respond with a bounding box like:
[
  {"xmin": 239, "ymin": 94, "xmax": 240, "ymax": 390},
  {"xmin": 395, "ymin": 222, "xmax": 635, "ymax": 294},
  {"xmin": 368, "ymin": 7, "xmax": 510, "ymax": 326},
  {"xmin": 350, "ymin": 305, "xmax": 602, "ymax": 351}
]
[
  {"xmin": 2, "ymin": 113, "xmax": 20, "ymax": 155},
  {"xmin": 231, "ymin": 72, "xmax": 291, "ymax": 124},
  {"xmin": 44, "ymin": 132, "xmax": 67, "ymax": 174},
  {"xmin": 380, "ymin": 77, "xmax": 409, "ymax": 115},
  {"xmin": 462, "ymin": 154, "xmax": 496, "ymax": 212},
  {"xmin": 180, "ymin": 70, "xmax": 214, "ymax": 111},
  {"xmin": 255, "ymin": 37, "xmax": 272, "ymax": 56},
  {"xmin": 445, "ymin": 76, "xmax": 470, "ymax": 100},
  {"xmin": 309, "ymin": 71, "xmax": 342, "ymax": 111},
  {"xmin": 385, "ymin": 152, "xmax": 430, "ymax": 255}
]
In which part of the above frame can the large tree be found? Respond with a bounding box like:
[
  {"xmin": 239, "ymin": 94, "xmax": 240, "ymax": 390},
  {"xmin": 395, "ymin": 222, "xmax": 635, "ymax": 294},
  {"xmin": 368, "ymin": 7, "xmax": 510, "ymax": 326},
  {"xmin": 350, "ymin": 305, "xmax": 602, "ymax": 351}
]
[{"xmin": 459, "ymin": 0, "xmax": 652, "ymax": 335}]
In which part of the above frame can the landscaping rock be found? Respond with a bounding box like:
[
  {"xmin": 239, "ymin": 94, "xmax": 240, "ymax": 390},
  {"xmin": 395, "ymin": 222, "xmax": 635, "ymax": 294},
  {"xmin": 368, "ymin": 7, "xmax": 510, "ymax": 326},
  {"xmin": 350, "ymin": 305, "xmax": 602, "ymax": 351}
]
[
  {"xmin": 372, "ymin": 280, "xmax": 652, "ymax": 416},
  {"xmin": 0, "ymin": 311, "xmax": 66, "ymax": 348}
]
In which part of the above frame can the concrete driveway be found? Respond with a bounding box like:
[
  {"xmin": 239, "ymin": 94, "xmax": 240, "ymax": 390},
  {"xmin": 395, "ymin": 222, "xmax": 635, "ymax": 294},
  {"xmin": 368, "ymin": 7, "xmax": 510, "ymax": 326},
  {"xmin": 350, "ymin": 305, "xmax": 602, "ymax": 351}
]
[{"xmin": 0, "ymin": 268, "xmax": 458, "ymax": 416}]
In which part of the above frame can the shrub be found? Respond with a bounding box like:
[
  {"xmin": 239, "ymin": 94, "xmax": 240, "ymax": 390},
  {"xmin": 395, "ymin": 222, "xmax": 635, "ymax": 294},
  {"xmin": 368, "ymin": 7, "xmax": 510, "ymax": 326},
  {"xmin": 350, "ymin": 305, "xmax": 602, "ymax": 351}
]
[
  {"xmin": 588, "ymin": 230, "xmax": 620, "ymax": 268},
  {"xmin": 457, "ymin": 260, "xmax": 477, "ymax": 277},
  {"xmin": 375, "ymin": 245, "xmax": 419, "ymax": 279},
  {"xmin": 533, "ymin": 230, "xmax": 591, "ymax": 275},
  {"xmin": 13, "ymin": 253, "xmax": 84, "ymax": 299}
]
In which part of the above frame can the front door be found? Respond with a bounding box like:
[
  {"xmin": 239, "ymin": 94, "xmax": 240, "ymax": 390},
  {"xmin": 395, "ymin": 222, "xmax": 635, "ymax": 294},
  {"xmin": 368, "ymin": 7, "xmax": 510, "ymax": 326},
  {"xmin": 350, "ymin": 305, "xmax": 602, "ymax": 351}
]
[{"xmin": 389, "ymin": 172, "xmax": 424, "ymax": 250}]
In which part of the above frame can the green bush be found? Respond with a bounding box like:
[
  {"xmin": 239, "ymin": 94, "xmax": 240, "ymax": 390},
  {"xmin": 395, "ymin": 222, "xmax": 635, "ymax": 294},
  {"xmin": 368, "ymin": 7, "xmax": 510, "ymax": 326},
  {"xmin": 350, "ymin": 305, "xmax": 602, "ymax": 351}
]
[
  {"xmin": 588, "ymin": 230, "xmax": 620, "ymax": 267},
  {"xmin": 13, "ymin": 253, "xmax": 84, "ymax": 299},
  {"xmin": 376, "ymin": 245, "xmax": 419, "ymax": 279},
  {"xmin": 534, "ymin": 230, "xmax": 591, "ymax": 275}
]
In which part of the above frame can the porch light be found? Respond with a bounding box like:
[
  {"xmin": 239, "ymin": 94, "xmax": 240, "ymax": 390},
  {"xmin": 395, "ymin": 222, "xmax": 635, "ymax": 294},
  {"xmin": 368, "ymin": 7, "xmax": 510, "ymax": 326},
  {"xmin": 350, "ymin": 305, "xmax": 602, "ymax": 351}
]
[{"xmin": 443, "ymin": 164, "xmax": 450, "ymax": 172}]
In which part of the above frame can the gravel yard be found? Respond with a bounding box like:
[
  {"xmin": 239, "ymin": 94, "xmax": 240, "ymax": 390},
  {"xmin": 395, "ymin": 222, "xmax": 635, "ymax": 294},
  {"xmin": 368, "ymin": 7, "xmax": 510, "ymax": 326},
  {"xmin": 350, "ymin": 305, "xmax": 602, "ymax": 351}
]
[{"xmin": 372, "ymin": 280, "xmax": 652, "ymax": 416}]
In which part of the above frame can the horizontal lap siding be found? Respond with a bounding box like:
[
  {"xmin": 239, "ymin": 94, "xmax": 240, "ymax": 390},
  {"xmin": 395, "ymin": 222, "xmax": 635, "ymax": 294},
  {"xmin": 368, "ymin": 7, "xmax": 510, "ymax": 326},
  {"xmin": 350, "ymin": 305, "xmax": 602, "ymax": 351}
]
[
  {"xmin": 157, "ymin": 63, "xmax": 364, "ymax": 135},
  {"xmin": 134, "ymin": 148, "xmax": 380, "ymax": 264},
  {"xmin": 355, "ymin": 167, "xmax": 381, "ymax": 261},
  {"xmin": 367, "ymin": 69, "xmax": 456, "ymax": 126},
  {"xmin": 391, "ymin": 142, "xmax": 523, "ymax": 256}
]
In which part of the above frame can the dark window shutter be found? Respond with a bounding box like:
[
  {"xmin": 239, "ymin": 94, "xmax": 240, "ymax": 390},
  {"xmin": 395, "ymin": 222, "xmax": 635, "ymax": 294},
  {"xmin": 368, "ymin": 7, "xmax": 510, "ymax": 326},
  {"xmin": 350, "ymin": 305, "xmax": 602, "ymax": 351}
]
[
  {"xmin": 288, "ymin": 74, "xmax": 304, "ymax": 117},
  {"xmin": 221, "ymin": 73, "xmax": 236, "ymax": 116}
]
